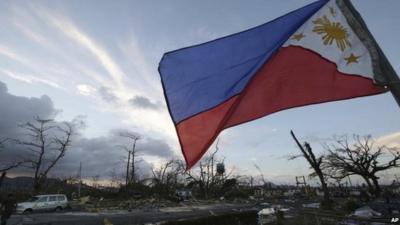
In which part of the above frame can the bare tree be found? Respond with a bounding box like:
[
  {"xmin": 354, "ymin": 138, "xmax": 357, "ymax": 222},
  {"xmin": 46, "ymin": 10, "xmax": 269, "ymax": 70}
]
[
  {"xmin": 324, "ymin": 135, "xmax": 400, "ymax": 197},
  {"xmin": 184, "ymin": 139, "xmax": 225, "ymax": 198},
  {"xmin": 254, "ymin": 163, "xmax": 267, "ymax": 185},
  {"xmin": 16, "ymin": 117, "xmax": 74, "ymax": 193},
  {"xmin": 152, "ymin": 160, "xmax": 175, "ymax": 185},
  {"xmin": 119, "ymin": 132, "xmax": 141, "ymax": 184},
  {"xmin": 289, "ymin": 130, "xmax": 331, "ymax": 207},
  {"xmin": 109, "ymin": 168, "xmax": 122, "ymax": 187},
  {"xmin": 151, "ymin": 159, "xmax": 184, "ymax": 198},
  {"xmin": 91, "ymin": 175, "xmax": 100, "ymax": 188},
  {"xmin": 125, "ymin": 149, "xmax": 131, "ymax": 185}
]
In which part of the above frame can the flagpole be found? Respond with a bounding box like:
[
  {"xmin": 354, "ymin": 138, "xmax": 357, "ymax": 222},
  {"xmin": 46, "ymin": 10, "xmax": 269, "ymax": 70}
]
[
  {"xmin": 382, "ymin": 62, "xmax": 400, "ymax": 107},
  {"xmin": 340, "ymin": 0, "xmax": 400, "ymax": 107},
  {"xmin": 375, "ymin": 44, "xmax": 400, "ymax": 106}
]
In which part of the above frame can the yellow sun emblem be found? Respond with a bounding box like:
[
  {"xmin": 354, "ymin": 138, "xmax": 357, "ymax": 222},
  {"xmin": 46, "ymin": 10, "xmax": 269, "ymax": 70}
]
[{"xmin": 312, "ymin": 15, "xmax": 351, "ymax": 51}]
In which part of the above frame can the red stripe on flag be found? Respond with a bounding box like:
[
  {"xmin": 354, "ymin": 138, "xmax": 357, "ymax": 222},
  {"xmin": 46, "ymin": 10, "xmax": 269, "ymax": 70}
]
[
  {"xmin": 177, "ymin": 46, "xmax": 385, "ymax": 169},
  {"xmin": 177, "ymin": 96, "xmax": 238, "ymax": 167}
]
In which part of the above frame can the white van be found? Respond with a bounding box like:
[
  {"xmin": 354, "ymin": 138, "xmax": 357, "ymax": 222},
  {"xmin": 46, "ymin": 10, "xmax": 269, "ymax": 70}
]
[{"xmin": 16, "ymin": 194, "xmax": 68, "ymax": 213}]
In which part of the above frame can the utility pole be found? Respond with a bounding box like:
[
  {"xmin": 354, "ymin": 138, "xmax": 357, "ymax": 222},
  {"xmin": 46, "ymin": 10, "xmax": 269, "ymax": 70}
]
[
  {"xmin": 130, "ymin": 138, "xmax": 139, "ymax": 183},
  {"xmin": 78, "ymin": 162, "xmax": 82, "ymax": 198},
  {"xmin": 119, "ymin": 132, "xmax": 141, "ymax": 185},
  {"xmin": 126, "ymin": 151, "xmax": 131, "ymax": 185}
]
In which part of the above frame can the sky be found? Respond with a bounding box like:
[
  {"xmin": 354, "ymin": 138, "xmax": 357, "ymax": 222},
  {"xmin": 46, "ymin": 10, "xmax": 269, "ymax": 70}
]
[{"xmin": 0, "ymin": 0, "xmax": 399, "ymax": 185}]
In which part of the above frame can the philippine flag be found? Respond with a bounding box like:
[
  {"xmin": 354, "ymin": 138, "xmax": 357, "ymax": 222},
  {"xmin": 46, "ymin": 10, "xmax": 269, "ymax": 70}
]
[{"xmin": 159, "ymin": 0, "xmax": 397, "ymax": 169}]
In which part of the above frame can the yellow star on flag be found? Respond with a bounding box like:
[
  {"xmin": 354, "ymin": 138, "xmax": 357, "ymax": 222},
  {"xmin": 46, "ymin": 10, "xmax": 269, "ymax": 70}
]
[
  {"xmin": 345, "ymin": 53, "xmax": 360, "ymax": 65},
  {"xmin": 291, "ymin": 33, "xmax": 305, "ymax": 41}
]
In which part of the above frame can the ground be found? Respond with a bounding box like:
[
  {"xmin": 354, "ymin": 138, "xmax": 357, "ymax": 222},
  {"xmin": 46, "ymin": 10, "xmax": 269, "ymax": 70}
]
[{"xmin": 6, "ymin": 202, "xmax": 258, "ymax": 225}]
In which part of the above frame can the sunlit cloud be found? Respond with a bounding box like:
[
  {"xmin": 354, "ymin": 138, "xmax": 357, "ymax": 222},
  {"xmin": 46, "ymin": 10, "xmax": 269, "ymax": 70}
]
[
  {"xmin": 117, "ymin": 36, "xmax": 161, "ymax": 99},
  {"xmin": 0, "ymin": 69, "xmax": 60, "ymax": 88},
  {"xmin": 376, "ymin": 132, "xmax": 400, "ymax": 149},
  {"xmin": 7, "ymin": 5, "xmax": 112, "ymax": 87},
  {"xmin": 76, "ymin": 84, "xmax": 96, "ymax": 96},
  {"xmin": 0, "ymin": 1, "xmax": 221, "ymax": 169},
  {"xmin": 0, "ymin": 44, "xmax": 68, "ymax": 89},
  {"xmin": 36, "ymin": 9, "xmax": 127, "ymax": 93},
  {"xmin": 6, "ymin": 4, "xmax": 178, "ymax": 140},
  {"xmin": 0, "ymin": 45, "xmax": 32, "ymax": 66},
  {"xmin": 13, "ymin": 20, "xmax": 48, "ymax": 46}
]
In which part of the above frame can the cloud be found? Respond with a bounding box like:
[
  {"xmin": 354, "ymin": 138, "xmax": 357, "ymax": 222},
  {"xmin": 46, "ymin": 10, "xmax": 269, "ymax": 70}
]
[
  {"xmin": 140, "ymin": 137, "xmax": 175, "ymax": 158},
  {"xmin": 108, "ymin": 128, "xmax": 175, "ymax": 158},
  {"xmin": 0, "ymin": 3, "xmax": 181, "ymax": 174},
  {"xmin": 2, "ymin": 3, "xmax": 178, "ymax": 144},
  {"xmin": 0, "ymin": 80, "xmax": 61, "ymax": 172},
  {"xmin": 129, "ymin": 96, "xmax": 161, "ymax": 110},
  {"xmin": 45, "ymin": 129, "xmax": 176, "ymax": 178},
  {"xmin": 376, "ymin": 132, "xmax": 400, "ymax": 149},
  {"xmin": 0, "ymin": 81, "xmax": 175, "ymax": 179},
  {"xmin": 0, "ymin": 81, "xmax": 58, "ymax": 138},
  {"xmin": 76, "ymin": 84, "xmax": 96, "ymax": 96},
  {"xmin": 0, "ymin": 69, "xmax": 60, "ymax": 88},
  {"xmin": 98, "ymin": 86, "xmax": 118, "ymax": 103},
  {"xmin": 0, "ymin": 46, "xmax": 61, "ymax": 88},
  {"xmin": 37, "ymin": 10, "xmax": 126, "ymax": 90},
  {"xmin": 0, "ymin": 45, "xmax": 32, "ymax": 66},
  {"xmin": 117, "ymin": 36, "xmax": 160, "ymax": 97},
  {"xmin": 6, "ymin": 5, "xmax": 114, "ymax": 87}
]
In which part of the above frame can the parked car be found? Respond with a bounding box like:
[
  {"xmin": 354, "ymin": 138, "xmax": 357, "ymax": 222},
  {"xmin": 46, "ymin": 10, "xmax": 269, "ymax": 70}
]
[{"xmin": 16, "ymin": 194, "xmax": 68, "ymax": 213}]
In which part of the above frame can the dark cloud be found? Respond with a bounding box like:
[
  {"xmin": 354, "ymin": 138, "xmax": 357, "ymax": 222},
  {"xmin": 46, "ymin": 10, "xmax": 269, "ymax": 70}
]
[
  {"xmin": 0, "ymin": 80, "xmax": 60, "ymax": 175},
  {"xmin": 50, "ymin": 129, "xmax": 175, "ymax": 178},
  {"xmin": 0, "ymin": 81, "xmax": 6, "ymax": 92},
  {"xmin": 98, "ymin": 86, "xmax": 118, "ymax": 103},
  {"xmin": 129, "ymin": 96, "xmax": 161, "ymax": 110},
  {"xmin": 0, "ymin": 81, "xmax": 58, "ymax": 138},
  {"xmin": 0, "ymin": 81, "xmax": 175, "ymax": 179},
  {"xmin": 107, "ymin": 129, "xmax": 173, "ymax": 157},
  {"xmin": 109, "ymin": 128, "xmax": 141, "ymax": 138},
  {"xmin": 142, "ymin": 137, "xmax": 175, "ymax": 158}
]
